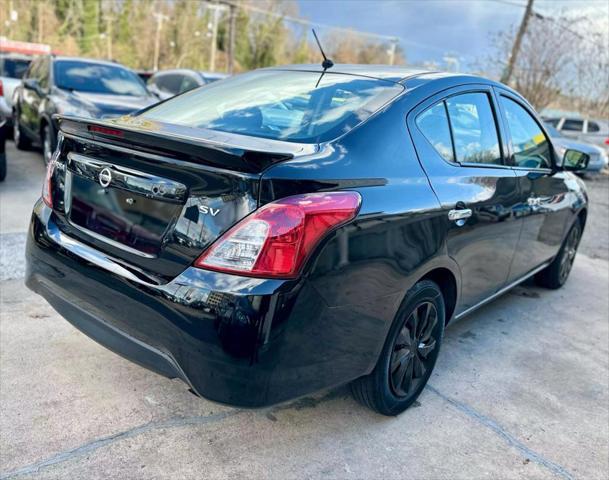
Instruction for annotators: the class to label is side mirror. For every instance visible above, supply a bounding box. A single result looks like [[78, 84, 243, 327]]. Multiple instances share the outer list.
[[561, 149, 589, 171], [23, 78, 41, 93]]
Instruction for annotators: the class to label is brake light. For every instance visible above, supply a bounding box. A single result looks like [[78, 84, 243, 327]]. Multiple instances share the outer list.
[[42, 160, 56, 208], [604, 138, 609, 146], [195, 192, 361, 278], [88, 124, 123, 136], [0, 79, 3, 97]]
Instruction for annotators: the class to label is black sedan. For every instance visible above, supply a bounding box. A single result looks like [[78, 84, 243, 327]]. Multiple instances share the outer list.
[[12, 56, 157, 163], [25, 65, 589, 415]]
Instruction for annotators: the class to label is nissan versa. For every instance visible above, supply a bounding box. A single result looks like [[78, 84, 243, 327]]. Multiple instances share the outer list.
[[25, 65, 589, 416]]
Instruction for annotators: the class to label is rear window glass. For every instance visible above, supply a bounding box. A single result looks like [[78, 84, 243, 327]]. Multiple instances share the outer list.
[[140, 70, 403, 143], [1, 58, 31, 78]]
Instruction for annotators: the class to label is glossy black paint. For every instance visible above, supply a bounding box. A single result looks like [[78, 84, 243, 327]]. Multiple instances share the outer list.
[[25, 66, 588, 408]]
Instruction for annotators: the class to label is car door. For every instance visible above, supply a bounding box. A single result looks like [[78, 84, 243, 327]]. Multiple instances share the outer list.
[[495, 91, 572, 279], [408, 85, 522, 312], [19, 57, 42, 133]]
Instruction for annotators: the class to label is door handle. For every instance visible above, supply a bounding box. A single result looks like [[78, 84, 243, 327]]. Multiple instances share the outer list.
[[448, 208, 472, 222]]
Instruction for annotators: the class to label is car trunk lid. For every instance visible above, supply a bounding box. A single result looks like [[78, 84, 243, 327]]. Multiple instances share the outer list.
[[51, 116, 316, 281]]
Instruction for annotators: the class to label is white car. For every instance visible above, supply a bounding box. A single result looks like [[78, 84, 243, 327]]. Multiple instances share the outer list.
[[544, 122, 608, 173], [544, 115, 609, 153], [0, 54, 31, 126]]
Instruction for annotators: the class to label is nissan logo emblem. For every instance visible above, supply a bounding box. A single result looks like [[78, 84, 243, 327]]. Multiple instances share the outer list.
[[98, 168, 112, 188]]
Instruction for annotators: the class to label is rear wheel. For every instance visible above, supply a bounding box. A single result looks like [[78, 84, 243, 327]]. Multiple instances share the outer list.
[[13, 112, 31, 150], [350, 280, 445, 416], [535, 220, 582, 289]]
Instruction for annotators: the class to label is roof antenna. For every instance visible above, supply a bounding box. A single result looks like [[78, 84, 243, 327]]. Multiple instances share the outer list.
[[312, 29, 333, 88]]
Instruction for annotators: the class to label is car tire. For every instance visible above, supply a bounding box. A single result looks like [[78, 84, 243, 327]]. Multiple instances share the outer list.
[[350, 280, 445, 416], [0, 153, 6, 182], [41, 124, 55, 165], [535, 220, 582, 289], [13, 112, 31, 150]]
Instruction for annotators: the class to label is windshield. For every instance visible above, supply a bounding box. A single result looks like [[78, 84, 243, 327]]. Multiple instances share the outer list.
[[54, 60, 148, 96], [1, 58, 31, 78], [140, 70, 403, 143]]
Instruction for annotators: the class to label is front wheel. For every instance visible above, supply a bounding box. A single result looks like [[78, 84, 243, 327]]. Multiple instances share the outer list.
[[0, 152, 6, 182], [350, 280, 445, 416], [13, 112, 31, 150], [535, 220, 582, 289]]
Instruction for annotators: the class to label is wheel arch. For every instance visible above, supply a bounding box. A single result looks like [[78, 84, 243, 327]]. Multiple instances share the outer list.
[[418, 266, 459, 324]]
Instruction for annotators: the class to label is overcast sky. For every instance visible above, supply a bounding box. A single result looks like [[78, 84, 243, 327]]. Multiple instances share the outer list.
[[296, 0, 609, 69]]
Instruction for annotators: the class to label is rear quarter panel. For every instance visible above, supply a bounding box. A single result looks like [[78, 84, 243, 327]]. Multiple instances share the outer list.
[[260, 93, 459, 377]]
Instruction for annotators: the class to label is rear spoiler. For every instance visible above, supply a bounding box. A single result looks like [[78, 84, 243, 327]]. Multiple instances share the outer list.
[[55, 115, 318, 174]]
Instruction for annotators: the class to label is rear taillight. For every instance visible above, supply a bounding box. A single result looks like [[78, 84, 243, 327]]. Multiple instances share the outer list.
[[42, 160, 56, 208], [195, 192, 361, 279], [604, 138, 609, 146], [0, 79, 3, 97]]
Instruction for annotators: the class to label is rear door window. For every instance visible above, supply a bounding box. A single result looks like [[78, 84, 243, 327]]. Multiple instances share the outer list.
[[587, 121, 600, 133], [446, 93, 502, 165], [499, 96, 552, 169]]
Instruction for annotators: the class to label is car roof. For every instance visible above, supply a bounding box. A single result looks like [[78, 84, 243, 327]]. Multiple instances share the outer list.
[[265, 64, 502, 90], [51, 55, 130, 68]]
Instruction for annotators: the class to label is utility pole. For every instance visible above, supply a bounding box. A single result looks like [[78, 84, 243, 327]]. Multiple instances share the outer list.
[[106, 13, 113, 60], [37, 0, 44, 43], [387, 38, 399, 65], [152, 12, 168, 71], [501, 0, 535, 85], [227, 3, 237, 74]]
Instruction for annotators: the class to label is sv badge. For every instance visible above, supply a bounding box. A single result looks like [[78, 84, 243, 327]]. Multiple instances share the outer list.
[[198, 205, 220, 217]]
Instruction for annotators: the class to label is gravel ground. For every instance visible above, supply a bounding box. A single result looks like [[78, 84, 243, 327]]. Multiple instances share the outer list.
[[1, 142, 608, 479]]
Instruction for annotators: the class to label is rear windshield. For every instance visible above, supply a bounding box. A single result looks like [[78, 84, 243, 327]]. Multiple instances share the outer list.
[[140, 70, 403, 143], [54, 60, 148, 96], [1, 58, 31, 78]]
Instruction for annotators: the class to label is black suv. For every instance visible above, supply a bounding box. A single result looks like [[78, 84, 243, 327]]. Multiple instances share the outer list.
[[12, 55, 157, 163], [26, 65, 590, 415]]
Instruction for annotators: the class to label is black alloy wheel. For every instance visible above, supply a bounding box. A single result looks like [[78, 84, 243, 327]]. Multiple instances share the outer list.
[[389, 301, 438, 398], [351, 280, 445, 416], [535, 220, 582, 289]]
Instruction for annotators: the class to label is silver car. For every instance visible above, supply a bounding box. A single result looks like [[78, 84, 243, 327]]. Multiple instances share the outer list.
[[544, 122, 608, 173], [544, 115, 609, 153], [0, 54, 32, 126], [147, 69, 229, 100]]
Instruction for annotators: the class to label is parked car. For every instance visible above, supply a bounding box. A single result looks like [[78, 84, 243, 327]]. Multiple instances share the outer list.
[[544, 122, 608, 173], [0, 112, 6, 181], [26, 65, 590, 416], [12, 55, 157, 163], [544, 115, 609, 152], [147, 69, 228, 99], [0, 53, 31, 127]]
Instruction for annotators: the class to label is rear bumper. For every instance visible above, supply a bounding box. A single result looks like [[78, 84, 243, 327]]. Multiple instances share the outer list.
[[26, 201, 386, 407]]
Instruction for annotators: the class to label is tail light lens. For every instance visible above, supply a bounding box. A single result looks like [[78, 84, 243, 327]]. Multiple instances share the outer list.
[[42, 160, 56, 208], [0, 79, 3, 97], [195, 192, 361, 279], [604, 138, 609, 146]]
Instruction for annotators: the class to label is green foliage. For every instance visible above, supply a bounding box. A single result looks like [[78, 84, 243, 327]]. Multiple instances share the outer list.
[[80, 0, 100, 54]]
